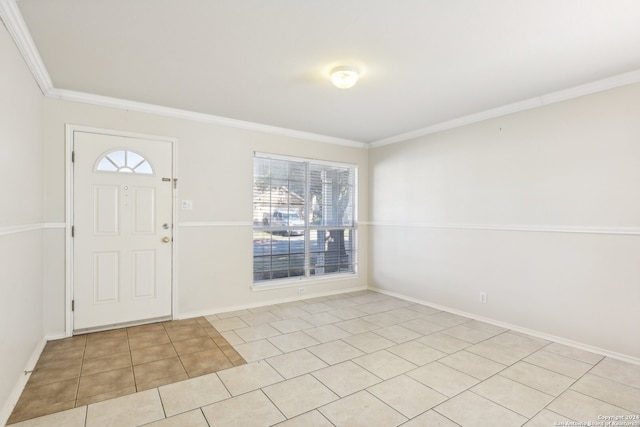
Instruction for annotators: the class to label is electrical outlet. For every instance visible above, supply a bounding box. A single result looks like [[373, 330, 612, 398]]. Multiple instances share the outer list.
[[297, 287, 306, 294], [479, 291, 488, 304]]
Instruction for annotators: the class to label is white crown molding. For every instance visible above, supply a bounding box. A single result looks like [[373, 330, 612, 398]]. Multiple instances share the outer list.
[[367, 221, 640, 236], [370, 68, 640, 148], [48, 88, 367, 149], [0, 0, 52, 94], [4, 0, 640, 150]]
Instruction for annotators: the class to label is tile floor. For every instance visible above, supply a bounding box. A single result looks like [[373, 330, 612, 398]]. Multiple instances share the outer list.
[[6, 290, 640, 427], [7, 317, 245, 425]]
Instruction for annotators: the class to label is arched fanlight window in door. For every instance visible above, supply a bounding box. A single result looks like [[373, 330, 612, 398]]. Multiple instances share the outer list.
[[95, 149, 154, 174]]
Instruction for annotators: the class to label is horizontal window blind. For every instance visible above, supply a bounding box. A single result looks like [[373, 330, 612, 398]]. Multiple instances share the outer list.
[[253, 154, 357, 283]]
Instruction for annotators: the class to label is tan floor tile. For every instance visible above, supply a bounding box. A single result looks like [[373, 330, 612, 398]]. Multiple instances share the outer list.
[[319, 390, 407, 427], [137, 373, 189, 391], [43, 335, 86, 352], [84, 337, 130, 359], [127, 330, 171, 350], [85, 388, 164, 427], [368, 375, 447, 418], [27, 361, 82, 387], [35, 346, 84, 369], [162, 318, 200, 330], [85, 328, 128, 343], [171, 336, 216, 356], [9, 378, 78, 424], [5, 406, 86, 427], [263, 374, 338, 418], [180, 348, 233, 377], [201, 390, 286, 427], [131, 342, 177, 365], [7, 400, 77, 425], [81, 351, 131, 376], [434, 391, 527, 427], [165, 325, 208, 342], [75, 385, 136, 406], [77, 366, 135, 399], [133, 357, 186, 386], [126, 322, 166, 337]]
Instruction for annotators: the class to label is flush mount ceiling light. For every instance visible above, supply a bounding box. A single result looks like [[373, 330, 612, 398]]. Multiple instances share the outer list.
[[330, 66, 359, 89]]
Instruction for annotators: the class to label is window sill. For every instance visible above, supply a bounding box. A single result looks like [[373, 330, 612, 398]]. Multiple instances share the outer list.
[[251, 273, 359, 292]]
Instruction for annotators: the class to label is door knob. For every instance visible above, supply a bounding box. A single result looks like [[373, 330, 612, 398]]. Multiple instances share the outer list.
[[162, 236, 171, 243]]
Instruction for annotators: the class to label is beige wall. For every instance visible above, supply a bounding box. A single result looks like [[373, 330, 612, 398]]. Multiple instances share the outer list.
[[369, 83, 640, 359], [0, 23, 45, 420], [42, 98, 369, 332]]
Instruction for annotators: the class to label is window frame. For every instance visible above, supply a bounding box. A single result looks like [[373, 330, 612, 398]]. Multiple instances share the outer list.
[[252, 152, 358, 288]]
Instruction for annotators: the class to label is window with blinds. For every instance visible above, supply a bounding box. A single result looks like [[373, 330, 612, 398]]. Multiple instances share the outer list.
[[253, 153, 357, 284]]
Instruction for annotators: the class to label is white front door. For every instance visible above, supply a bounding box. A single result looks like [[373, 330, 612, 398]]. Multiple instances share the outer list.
[[73, 131, 173, 332]]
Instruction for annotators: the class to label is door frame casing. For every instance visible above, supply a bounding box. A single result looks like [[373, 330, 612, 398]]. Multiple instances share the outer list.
[[65, 124, 178, 337]]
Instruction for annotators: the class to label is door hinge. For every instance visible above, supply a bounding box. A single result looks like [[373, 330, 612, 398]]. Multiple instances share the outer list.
[[71, 300, 75, 311], [71, 151, 75, 163], [71, 225, 75, 237]]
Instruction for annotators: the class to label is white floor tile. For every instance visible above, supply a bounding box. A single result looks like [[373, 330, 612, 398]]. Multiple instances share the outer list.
[[217, 361, 284, 396], [201, 390, 285, 427], [471, 375, 554, 418], [417, 332, 472, 354], [387, 340, 447, 366], [263, 374, 338, 418], [373, 325, 422, 343], [408, 361, 479, 397], [434, 391, 527, 427], [367, 375, 447, 418], [303, 324, 352, 343], [312, 361, 381, 397], [7, 406, 86, 427], [319, 391, 407, 427], [141, 409, 208, 427], [547, 389, 631, 423], [439, 350, 506, 380], [158, 373, 230, 417], [273, 410, 334, 427], [524, 350, 593, 378], [571, 373, 640, 413], [342, 332, 394, 353], [266, 349, 328, 379], [589, 357, 640, 389], [308, 340, 365, 365], [268, 331, 320, 353], [353, 350, 417, 379], [86, 389, 164, 427], [500, 361, 574, 396], [235, 339, 283, 362]]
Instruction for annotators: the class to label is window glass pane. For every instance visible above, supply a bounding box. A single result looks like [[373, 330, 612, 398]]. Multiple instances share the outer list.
[[96, 150, 153, 174], [107, 150, 126, 167], [97, 157, 118, 172], [253, 155, 356, 284], [127, 151, 144, 168], [134, 161, 153, 174]]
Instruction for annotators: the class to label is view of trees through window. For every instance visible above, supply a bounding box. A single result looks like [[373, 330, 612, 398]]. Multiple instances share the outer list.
[[253, 155, 357, 283]]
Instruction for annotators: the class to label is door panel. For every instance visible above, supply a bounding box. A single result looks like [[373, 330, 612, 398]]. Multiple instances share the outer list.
[[73, 131, 173, 331]]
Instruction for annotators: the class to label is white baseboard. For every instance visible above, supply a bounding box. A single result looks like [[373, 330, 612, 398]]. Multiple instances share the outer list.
[[0, 337, 48, 427], [177, 285, 368, 320], [370, 286, 640, 366]]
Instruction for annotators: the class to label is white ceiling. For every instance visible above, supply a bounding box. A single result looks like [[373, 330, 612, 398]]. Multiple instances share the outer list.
[[11, 0, 640, 144]]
